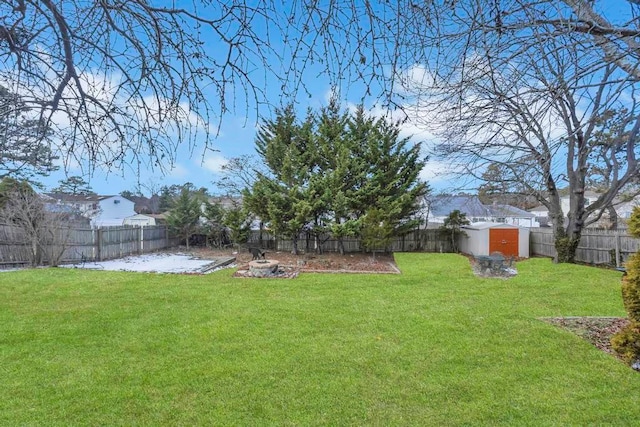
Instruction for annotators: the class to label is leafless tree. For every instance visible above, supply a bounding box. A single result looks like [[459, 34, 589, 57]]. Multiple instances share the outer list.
[[0, 186, 72, 266], [395, 1, 640, 262], [214, 154, 265, 197], [0, 1, 409, 175]]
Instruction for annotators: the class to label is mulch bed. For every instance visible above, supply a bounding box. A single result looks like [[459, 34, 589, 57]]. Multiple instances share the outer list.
[[191, 248, 400, 277], [541, 316, 632, 366]]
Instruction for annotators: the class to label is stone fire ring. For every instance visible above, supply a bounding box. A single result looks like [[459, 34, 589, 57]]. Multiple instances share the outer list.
[[248, 259, 279, 277]]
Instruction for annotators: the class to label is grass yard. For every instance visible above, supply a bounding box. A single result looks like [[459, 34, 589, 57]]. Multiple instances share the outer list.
[[1, 253, 639, 425]]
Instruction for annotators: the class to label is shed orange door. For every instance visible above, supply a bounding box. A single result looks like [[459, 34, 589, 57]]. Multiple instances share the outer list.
[[489, 229, 519, 257]]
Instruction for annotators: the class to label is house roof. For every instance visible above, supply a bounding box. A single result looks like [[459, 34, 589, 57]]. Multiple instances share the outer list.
[[490, 204, 535, 218], [44, 193, 118, 202], [429, 195, 492, 217], [529, 205, 549, 212], [428, 195, 535, 219]]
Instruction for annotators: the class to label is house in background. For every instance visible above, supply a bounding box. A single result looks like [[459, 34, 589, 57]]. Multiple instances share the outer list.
[[528, 205, 550, 227], [425, 195, 538, 228], [528, 190, 640, 229], [40, 194, 91, 227], [207, 195, 243, 210], [45, 194, 136, 227]]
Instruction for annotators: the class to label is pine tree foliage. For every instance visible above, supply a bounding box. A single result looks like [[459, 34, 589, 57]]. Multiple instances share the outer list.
[[52, 176, 95, 195], [360, 208, 394, 259], [222, 204, 253, 248], [244, 101, 429, 254], [439, 210, 470, 253], [165, 188, 202, 250]]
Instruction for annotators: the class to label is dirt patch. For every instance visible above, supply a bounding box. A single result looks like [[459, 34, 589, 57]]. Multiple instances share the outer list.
[[542, 316, 632, 366], [191, 247, 399, 274]]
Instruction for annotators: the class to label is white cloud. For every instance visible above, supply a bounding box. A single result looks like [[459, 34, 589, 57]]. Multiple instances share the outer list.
[[168, 163, 189, 179], [202, 154, 228, 174]]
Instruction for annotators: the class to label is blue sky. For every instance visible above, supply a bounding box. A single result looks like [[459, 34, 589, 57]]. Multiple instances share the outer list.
[[28, 2, 457, 197], [41, 76, 452, 196], [27, 0, 636, 197]]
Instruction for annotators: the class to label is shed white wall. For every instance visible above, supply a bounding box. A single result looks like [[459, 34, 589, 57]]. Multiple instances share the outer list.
[[458, 228, 489, 256], [517, 227, 530, 258], [458, 223, 530, 258]]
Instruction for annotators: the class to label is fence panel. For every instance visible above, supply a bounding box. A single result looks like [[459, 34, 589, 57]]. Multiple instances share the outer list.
[[98, 226, 140, 260], [0, 224, 31, 265], [0, 224, 178, 267], [530, 228, 640, 265], [142, 225, 170, 253], [248, 229, 452, 254]]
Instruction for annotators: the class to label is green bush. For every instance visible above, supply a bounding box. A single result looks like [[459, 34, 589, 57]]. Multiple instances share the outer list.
[[621, 253, 640, 322], [611, 321, 640, 365], [628, 206, 640, 238], [612, 207, 640, 366], [555, 236, 579, 263]]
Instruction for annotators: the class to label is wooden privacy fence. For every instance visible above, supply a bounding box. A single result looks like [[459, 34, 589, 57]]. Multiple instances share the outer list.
[[0, 224, 179, 266], [0, 224, 32, 265], [246, 228, 454, 254], [530, 228, 640, 266]]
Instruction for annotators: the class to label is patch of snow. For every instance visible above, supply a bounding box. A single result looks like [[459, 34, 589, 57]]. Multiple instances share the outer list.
[[61, 253, 220, 274]]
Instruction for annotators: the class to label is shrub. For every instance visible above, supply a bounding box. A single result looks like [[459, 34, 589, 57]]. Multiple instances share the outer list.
[[612, 207, 640, 366], [555, 236, 579, 263], [611, 321, 640, 365], [621, 253, 640, 322], [628, 206, 640, 238]]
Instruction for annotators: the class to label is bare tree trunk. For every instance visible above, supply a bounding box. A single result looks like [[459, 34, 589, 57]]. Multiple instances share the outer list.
[[607, 205, 619, 230], [338, 237, 345, 256]]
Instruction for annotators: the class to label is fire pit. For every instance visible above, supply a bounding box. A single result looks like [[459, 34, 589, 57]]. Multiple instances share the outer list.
[[248, 259, 280, 277]]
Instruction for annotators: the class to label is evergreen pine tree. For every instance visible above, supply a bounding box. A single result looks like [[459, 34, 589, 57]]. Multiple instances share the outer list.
[[166, 188, 202, 249], [245, 105, 316, 254]]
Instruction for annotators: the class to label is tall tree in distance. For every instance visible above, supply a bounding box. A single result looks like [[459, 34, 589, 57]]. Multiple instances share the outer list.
[[477, 163, 536, 209], [439, 210, 470, 254], [314, 98, 356, 255], [166, 187, 203, 250], [52, 176, 95, 196]]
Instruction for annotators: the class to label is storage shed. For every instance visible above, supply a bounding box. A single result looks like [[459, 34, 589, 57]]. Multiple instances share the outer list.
[[458, 222, 530, 258]]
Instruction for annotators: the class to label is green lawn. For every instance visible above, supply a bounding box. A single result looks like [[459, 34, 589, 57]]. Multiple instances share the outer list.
[[1, 253, 638, 425]]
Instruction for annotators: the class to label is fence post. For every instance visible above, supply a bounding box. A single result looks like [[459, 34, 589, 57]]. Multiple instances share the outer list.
[[139, 226, 143, 254], [97, 228, 103, 261], [615, 231, 621, 268]]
